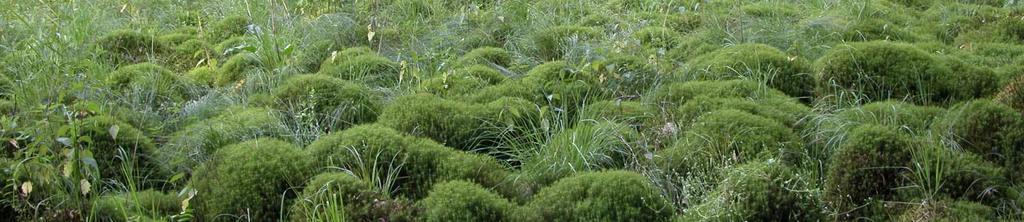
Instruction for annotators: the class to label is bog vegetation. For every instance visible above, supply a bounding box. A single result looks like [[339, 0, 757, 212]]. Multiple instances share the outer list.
[[2, 0, 1024, 221]]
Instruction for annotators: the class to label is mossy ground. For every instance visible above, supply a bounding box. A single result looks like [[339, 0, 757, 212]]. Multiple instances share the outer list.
[[5, 0, 1024, 221]]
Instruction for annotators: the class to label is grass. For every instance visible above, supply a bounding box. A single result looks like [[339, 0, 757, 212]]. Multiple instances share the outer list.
[[3, 0, 1024, 221]]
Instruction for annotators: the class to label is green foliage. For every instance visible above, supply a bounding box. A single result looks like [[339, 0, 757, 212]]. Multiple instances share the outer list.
[[521, 170, 673, 222], [580, 100, 656, 125], [191, 138, 314, 221], [379, 94, 537, 152], [318, 54, 400, 87], [836, 100, 946, 130], [212, 36, 251, 58], [90, 190, 181, 221], [306, 124, 510, 197], [681, 161, 823, 221], [521, 121, 637, 186], [815, 41, 967, 104], [78, 115, 162, 186], [633, 26, 682, 49], [659, 109, 803, 178], [289, 172, 379, 221], [105, 63, 194, 109], [824, 124, 914, 220], [418, 72, 490, 97], [997, 74, 1024, 112], [457, 47, 513, 68], [589, 54, 659, 96], [933, 99, 1024, 182], [166, 39, 214, 71], [97, 30, 167, 64], [899, 200, 996, 222], [650, 80, 792, 109], [184, 66, 218, 87], [418, 180, 514, 222], [687, 43, 815, 99], [161, 107, 288, 173], [209, 15, 251, 42], [523, 60, 607, 108], [215, 52, 262, 87], [676, 95, 810, 130], [531, 25, 601, 61], [271, 74, 381, 129]]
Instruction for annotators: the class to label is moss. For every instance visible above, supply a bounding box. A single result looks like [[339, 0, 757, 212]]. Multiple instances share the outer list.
[[531, 25, 601, 61], [836, 100, 946, 130], [650, 80, 793, 110], [0, 73, 12, 99], [209, 15, 251, 42], [687, 43, 815, 99], [521, 170, 673, 222], [815, 41, 956, 104], [215, 52, 262, 87], [938, 56, 1001, 100], [185, 66, 218, 87], [457, 47, 513, 68], [633, 26, 682, 49], [166, 39, 214, 71], [90, 190, 181, 221], [580, 100, 656, 125], [316, 46, 375, 70], [899, 200, 996, 222], [681, 161, 823, 221], [158, 33, 195, 47], [741, 2, 800, 18], [666, 32, 721, 62], [161, 107, 288, 173], [79, 115, 163, 186], [659, 109, 803, 178], [824, 124, 913, 220], [589, 54, 659, 96], [521, 121, 637, 186], [379, 94, 537, 152], [523, 60, 608, 108], [191, 138, 314, 221], [675, 95, 810, 130], [212, 36, 251, 58], [105, 63, 194, 107], [933, 99, 1024, 182], [996, 74, 1024, 112], [636, 12, 702, 33], [307, 124, 509, 197], [911, 146, 1006, 204], [318, 54, 400, 87], [97, 30, 167, 64], [418, 181, 514, 222], [455, 65, 507, 85], [271, 74, 381, 129], [418, 73, 490, 97], [289, 172, 380, 221]]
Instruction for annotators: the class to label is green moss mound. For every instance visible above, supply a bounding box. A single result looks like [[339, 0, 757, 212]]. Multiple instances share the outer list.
[[589, 54, 659, 96], [531, 25, 601, 61], [457, 47, 513, 68], [687, 43, 815, 99], [675, 95, 810, 130], [212, 36, 251, 58], [105, 63, 194, 108], [933, 99, 1024, 182], [681, 161, 823, 221], [633, 26, 682, 49], [215, 52, 262, 87], [650, 80, 792, 109], [166, 39, 214, 71], [79, 115, 163, 186], [209, 15, 251, 42], [521, 121, 637, 186], [289, 172, 380, 222], [418, 72, 490, 97], [523, 60, 607, 108], [580, 100, 656, 125], [161, 107, 288, 173], [659, 109, 803, 178], [841, 100, 946, 128], [271, 74, 381, 129], [824, 124, 913, 220], [97, 30, 167, 64], [90, 190, 181, 221], [521, 170, 673, 222], [815, 41, 962, 104], [899, 200, 996, 222], [185, 66, 218, 87], [418, 180, 513, 222], [379, 94, 537, 152], [191, 138, 313, 221], [996, 74, 1024, 112], [306, 124, 511, 197], [318, 54, 400, 87]]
